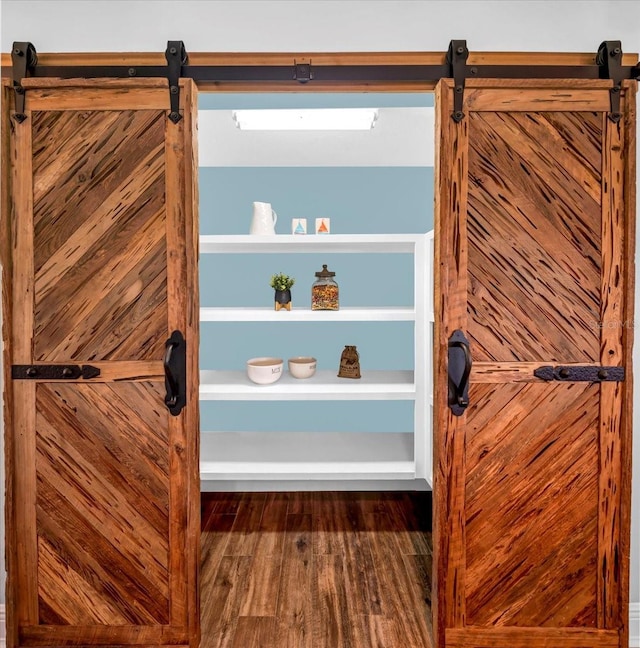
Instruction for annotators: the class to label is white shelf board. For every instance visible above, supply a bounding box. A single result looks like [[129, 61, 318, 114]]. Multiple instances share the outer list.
[[200, 369, 415, 400], [200, 306, 416, 322], [200, 233, 423, 254], [200, 431, 415, 481]]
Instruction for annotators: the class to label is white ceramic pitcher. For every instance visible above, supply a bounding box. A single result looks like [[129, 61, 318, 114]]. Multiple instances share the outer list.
[[250, 202, 278, 235]]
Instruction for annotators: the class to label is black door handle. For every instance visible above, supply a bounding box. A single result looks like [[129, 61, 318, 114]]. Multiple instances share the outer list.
[[448, 330, 472, 416], [164, 330, 186, 416]]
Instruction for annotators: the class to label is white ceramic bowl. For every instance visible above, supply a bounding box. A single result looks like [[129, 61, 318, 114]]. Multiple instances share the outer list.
[[247, 357, 284, 385], [288, 356, 317, 379]]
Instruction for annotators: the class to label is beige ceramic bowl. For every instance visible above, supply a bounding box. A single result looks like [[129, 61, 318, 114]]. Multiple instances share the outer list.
[[288, 356, 317, 379], [247, 357, 284, 385]]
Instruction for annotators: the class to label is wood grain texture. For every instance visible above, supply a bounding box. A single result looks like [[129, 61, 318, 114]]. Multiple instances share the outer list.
[[32, 108, 168, 362], [20, 626, 189, 646], [618, 79, 637, 648], [6, 78, 200, 648], [597, 113, 625, 629], [181, 78, 202, 648], [435, 79, 634, 648], [465, 88, 610, 112], [35, 382, 170, 624], [467, 109, 601, 362], [10, 103, 40, 626], [433, 78, 469, 644], [13, 382, 38, 623], [166, 89, 189, 630], [201, 491, 433, 648], [465, 382, 599, 627], [1, 80, 19, 648], [446, 627, 619, 648]]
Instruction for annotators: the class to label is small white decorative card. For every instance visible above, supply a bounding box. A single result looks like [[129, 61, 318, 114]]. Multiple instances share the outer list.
[[291, 218, 307, 235], [315, 218, 330, 234]]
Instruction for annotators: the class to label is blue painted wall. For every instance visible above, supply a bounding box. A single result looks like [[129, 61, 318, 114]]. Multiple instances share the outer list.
[[199, 93, 433, 434]]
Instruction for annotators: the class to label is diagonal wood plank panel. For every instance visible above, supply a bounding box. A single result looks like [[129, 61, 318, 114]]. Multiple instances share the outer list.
[[31, 110, 168, 362], [35, 382, 170, 625], [467, 111, 602, 362], [465, 382, 599, 627]]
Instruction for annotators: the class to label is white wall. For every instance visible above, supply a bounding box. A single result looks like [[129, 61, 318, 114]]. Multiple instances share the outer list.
[[1, 0, 639, 634]]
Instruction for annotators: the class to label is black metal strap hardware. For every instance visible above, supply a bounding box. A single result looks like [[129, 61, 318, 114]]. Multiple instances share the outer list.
[[11, 41, 37, 123], [12, 364, 101, 380], [447, 40, 469, 122], [534, 365, 624, 382], [164, 330, 186, 416], [448, 329, 472, 416], [165, 40, 188, 124], [597, 40, 625, 123], [294, 61, 313, 84]]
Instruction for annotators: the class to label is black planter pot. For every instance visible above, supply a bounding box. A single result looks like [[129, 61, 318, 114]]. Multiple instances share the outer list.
[[274, 289, 292, 311]]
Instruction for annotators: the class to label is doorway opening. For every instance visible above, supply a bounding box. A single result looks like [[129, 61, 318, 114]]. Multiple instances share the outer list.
[[197, 91, 436, 647]]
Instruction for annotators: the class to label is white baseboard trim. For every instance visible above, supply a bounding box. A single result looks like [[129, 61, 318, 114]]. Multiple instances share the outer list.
[[631, 602, 640, 648], [0, 599, 635, 646]]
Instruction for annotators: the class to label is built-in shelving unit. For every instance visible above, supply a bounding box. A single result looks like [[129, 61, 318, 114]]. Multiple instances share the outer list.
[[199, 231, 434, 486]]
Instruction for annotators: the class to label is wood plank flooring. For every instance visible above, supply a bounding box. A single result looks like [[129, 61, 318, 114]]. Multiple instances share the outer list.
[[201, 491, 433, 648]]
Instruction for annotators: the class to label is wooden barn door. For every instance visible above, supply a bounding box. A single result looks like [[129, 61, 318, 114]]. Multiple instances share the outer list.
[[433, 79, 636, 648], [2, 78, 200, 648]]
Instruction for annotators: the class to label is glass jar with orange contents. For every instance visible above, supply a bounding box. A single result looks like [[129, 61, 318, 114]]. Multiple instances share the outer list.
[[311, 264, 339, 310]]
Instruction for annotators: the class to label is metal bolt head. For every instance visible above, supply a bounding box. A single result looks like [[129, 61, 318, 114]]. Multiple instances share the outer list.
[[13, 48, 23, 56], [128, 68, 137, 77], [612, 47, 621, 56], [598, 369, 609, 380], [470, 67, 478, 75], [558, 368, 570, 379], [169, 47, 177, 55], [456, 46, 465, 55], [26, 367, 38, 377], [62, 367, 74, 378], [455, 85, 463, 93], [170, 85, 179, 95]]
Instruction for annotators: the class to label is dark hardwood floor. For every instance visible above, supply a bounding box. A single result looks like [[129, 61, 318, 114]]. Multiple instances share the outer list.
[[200, 491, 433, 648]]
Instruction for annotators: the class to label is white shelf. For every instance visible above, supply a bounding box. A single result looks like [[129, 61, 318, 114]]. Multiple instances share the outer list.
[[199, 431, 415, 481], [200, 369, 415, 400], [200, 306, 416, 322], [200, 233, 424, 254]]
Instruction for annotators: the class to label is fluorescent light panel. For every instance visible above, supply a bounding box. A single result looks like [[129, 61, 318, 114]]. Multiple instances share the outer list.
[[232, 108, 378, 131]]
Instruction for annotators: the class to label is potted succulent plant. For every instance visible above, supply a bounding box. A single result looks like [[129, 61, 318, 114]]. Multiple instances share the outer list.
[[270, 273, 295, 311]]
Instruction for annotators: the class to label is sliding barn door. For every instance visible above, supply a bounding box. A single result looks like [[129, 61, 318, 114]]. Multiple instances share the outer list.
[[434, 79, 635, 648], [2, 78, 200, 648]]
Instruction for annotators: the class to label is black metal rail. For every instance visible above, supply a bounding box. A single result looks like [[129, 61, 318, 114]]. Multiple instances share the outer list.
[[9, 39, 640, 124]]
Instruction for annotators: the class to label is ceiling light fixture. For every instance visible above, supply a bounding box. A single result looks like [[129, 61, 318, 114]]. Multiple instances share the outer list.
[[232, 108, 379, 131]]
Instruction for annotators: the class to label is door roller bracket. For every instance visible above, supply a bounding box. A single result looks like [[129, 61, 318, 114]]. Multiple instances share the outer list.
[[11, 41, 37, 123], [534, 365, 624, 382], [447, 40, 469, 122], [165, 40, 188, 124], [597, 40, 624, 123]]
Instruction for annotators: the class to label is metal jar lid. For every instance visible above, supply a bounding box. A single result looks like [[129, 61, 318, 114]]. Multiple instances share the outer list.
[[315, 264, 336, 277]]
